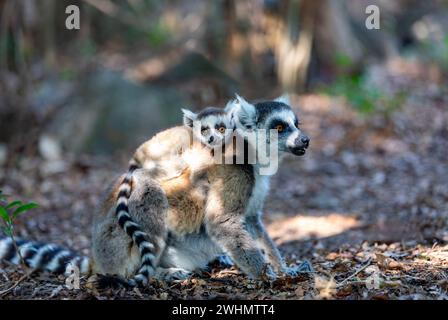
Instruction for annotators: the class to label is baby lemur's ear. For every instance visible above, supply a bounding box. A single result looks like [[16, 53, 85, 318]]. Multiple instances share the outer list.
[[234, 94, 256, 130], [224, 99, 237, 113], [274, 94, 290, 105], [182, 108, 198, 127], [224, 99, 237, 128]]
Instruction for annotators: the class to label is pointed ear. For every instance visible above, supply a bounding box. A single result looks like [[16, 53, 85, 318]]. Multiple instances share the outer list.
[[224, 99, 238, 128], [224, 99, 238, 113], [275, 94, 290, 105], [182, 108, 197, 127], [235, 94, 251, 108], [234, 94, 256, 129]]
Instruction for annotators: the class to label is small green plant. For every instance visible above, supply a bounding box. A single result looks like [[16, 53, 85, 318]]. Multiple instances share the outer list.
[[324, 73, 380, 114], [0, 190, 38, 267], [146, 22, 170, 47], [322, 54, 405, 115]]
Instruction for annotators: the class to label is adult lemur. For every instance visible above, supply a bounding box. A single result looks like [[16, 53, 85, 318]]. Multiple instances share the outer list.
[[0, 96, 310, 287]]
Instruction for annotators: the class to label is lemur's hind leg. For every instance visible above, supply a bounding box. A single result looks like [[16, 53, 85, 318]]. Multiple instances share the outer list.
[[92, 169, 169, 279]]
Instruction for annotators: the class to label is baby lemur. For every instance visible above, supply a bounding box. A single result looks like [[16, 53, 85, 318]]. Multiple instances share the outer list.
[[108, 106, 234, 286], [0, 96, 311, 287], [0, 106, 233, 286]]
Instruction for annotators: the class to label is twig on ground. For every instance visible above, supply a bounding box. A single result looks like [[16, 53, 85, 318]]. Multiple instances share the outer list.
[[337, 258, 372, 288], [0, 269, 35, 296]]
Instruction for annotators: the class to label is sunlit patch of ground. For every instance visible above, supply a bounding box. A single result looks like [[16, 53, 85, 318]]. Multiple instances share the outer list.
[[411, 244, 448, 268], [267, 213, 360, 245]]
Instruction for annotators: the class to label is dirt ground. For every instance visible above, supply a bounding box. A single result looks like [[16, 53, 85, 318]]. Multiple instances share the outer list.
[[1, 58, 447, 300]]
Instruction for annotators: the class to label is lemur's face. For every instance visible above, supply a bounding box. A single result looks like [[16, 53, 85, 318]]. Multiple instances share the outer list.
[[229, 95, 310, 156], [196, 114, 233, 147], [258, 104, 309, 156], [182, 107, 234, 148]]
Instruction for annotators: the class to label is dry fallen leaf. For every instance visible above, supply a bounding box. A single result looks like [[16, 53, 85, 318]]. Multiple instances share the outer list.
[[387, 260, 403, 270], [314, 276, 337, 299]]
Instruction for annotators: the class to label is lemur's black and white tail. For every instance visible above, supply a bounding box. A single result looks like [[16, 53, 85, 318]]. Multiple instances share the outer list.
[[0, 237, 90, 276], [114, 161, 159, 287]]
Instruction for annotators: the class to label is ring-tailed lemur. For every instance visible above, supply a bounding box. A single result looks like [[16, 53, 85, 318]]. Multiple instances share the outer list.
[[109, 106, 234, 286], [0, 95, 311, 286], [0, 106, 235, 287], [91, 95, 311, 284]]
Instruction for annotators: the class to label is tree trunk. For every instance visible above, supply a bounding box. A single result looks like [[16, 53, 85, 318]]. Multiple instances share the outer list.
[[265, 0, 320, 93]]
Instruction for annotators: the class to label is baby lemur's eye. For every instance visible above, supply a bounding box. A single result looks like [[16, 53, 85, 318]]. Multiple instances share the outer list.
[[275, 124, 284, 132], [215, 123, 226, 133]]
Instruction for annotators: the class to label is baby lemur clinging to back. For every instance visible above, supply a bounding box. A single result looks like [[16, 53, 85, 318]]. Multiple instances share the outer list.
[[107, 106, 235, 286]]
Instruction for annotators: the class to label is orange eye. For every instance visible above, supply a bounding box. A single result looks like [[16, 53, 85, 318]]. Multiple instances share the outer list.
[[218, 126, 226, 133], [275, 125, 284, 132]]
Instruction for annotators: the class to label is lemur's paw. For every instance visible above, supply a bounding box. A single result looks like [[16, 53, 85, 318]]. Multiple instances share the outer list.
[[156, 267, 192, 282], [282, 261, 314, 277], [260, 264, 278, 282]]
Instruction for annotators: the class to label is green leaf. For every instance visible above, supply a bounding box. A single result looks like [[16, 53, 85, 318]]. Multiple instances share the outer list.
[[6, 200, 22, 209], [334, 53, 353, 69], [13, 203, 38, 218], [1, 226, 12, 236], [146, 23, 169, 47], [0, 206, 10, 223]]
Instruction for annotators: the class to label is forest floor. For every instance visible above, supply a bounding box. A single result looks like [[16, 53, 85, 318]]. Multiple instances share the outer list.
[[1, 58, 448, 300]]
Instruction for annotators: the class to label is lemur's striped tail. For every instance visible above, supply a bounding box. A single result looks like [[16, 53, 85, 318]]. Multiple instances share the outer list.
[[0, 237, 90, 276], [114, 162, 159, 287]]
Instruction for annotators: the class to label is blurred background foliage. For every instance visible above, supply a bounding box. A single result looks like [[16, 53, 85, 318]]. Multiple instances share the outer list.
[[0, 0, 447, 156]]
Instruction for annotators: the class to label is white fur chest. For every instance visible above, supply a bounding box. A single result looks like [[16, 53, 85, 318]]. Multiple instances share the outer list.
[[245, 172, 270, 217]]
